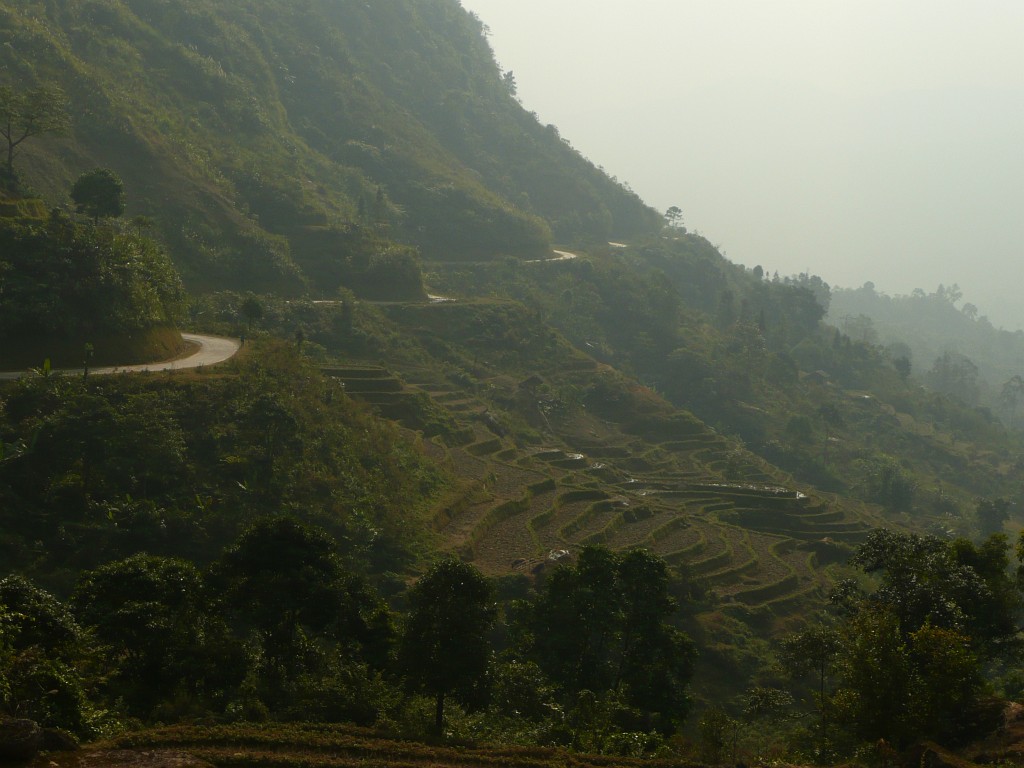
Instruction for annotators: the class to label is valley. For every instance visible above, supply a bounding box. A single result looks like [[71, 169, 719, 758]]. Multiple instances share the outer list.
[[2, 0, 1023, 765]]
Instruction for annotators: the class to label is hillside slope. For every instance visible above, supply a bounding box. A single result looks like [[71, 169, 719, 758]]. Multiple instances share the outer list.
[[830, 283, 1024, 421], [0, 0, 661, 294]]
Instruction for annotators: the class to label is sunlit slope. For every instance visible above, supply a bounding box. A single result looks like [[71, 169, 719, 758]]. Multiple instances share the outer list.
[[307, 239, 1023, 627], [318, 298, 887, 629], [0, 0, 660, 292]]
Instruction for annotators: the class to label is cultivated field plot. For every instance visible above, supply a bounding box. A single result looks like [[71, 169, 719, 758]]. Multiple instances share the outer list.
[[329, 307, 881, 621], [50, 723, 689, 768]]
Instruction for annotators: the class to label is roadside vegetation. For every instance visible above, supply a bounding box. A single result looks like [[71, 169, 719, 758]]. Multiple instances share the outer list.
[[4, 1, 1024, 767]]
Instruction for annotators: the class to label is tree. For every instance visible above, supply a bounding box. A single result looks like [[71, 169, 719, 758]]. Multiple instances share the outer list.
[[833, 606, 915, 746], [240, 295, 264, 331], [893, 355, 912, 380], [907, 624, 982, 740], [398, 558, 496, 733], [214, 516, 391, 711], [976, 497, 1011, 537], [73, 554, 244, 716], [948, 534, 1021, 660], [214, 516, 351, 639], [859, 454, 916, 512], [22, 386, 187, 509], [843, 313, 877, 345], [0, 85, 69, 180], [71, 168, 125, 224], [698, 705, 739, 764], [928, 351, 979, 406], [518, 546, 695, 732], [833, 605, 987, 748], [0, 576, 90, 732], [781, 624, 841, 741], [844, 529, 1019, 660], [999, 375, 1024, 427], [934, 283, 963, 305], [611, 549, 696, 728], [501, 69, 518, 96], [743, 687, 794, 759], [664, 206, 683, 229], [239, 392, 300, 479]]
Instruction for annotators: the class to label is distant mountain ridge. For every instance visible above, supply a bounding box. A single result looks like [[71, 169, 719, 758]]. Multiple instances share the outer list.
[[830, 283, 1024, 420], [0, 0, 661, 294]]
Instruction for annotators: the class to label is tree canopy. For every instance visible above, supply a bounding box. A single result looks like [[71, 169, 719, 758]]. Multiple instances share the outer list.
[[399, 558, 496, 733], [517, 546, 696, 733], [71, 168, 125, 223], [0, 85, 69, 181]]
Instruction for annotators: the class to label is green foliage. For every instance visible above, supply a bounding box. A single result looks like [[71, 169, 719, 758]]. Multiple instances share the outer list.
[[821, 529, 1018, 749], [0, 576, 90, 733], [73, 554, 243, 718], [0, 342, 445, 575], [0, 575, 83, 658], [0, 83, 69, 181], [831, 605, 916, 746], [856, 454, 916, 512], [976, 496, 1011, 536], [906, 623, 982, 740], [780, 624, 841, 741], [3, 2, 1024, 751], [698, 705, 737, 764], [830, 283, 1024, 424], [928, 351, 981, 407], [0, 212, 185, 339], [516, 546, 695, 734], [845, 529, 1019, 658], [832, 607, 987, 748], [71, 168, 125, 223], [214, 516, 389, 654], [0, 0, 662, 292], [399, 557, 496, 733]]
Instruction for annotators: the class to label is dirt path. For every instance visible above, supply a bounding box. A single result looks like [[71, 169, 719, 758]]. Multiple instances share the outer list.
[[0, 333, 241, 380]]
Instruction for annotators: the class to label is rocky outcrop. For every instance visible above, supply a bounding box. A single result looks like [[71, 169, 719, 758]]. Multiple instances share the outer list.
[[0, 717, 43, 762], [41, 728, 79, 753], [909, 741, 981, 768]]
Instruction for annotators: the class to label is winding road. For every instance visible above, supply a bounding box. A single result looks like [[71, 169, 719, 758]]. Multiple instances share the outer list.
[[524, 249, 578, 264], [0, 333, 241, 381]]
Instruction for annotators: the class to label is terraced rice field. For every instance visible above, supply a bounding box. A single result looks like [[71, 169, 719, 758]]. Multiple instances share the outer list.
[[50, 724, 687, 768], [323, 330, 880, 622]]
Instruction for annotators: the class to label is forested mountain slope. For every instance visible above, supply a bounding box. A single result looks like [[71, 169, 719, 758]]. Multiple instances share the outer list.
[[0, 0, 660, 293], [5, 0, 1024, 761], [830, 283, 1024, 422]]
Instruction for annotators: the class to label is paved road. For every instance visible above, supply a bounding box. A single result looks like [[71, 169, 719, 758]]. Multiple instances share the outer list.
[[524, 249, 578, 264], [0, 333, 241, 380]]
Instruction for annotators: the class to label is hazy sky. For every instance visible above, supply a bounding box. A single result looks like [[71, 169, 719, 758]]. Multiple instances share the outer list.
[[459, 1, 1024, 329]]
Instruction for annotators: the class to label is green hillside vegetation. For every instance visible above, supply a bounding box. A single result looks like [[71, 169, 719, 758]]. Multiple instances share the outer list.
[[0, 0, 660, 299], [830, 282, 1024, 425], [0, 343, 441, 579], [0, 198, 186, 367], [423, 238, 1023, 534], [2, 332, 1022, 760], [4, 1, 1024, 766]]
